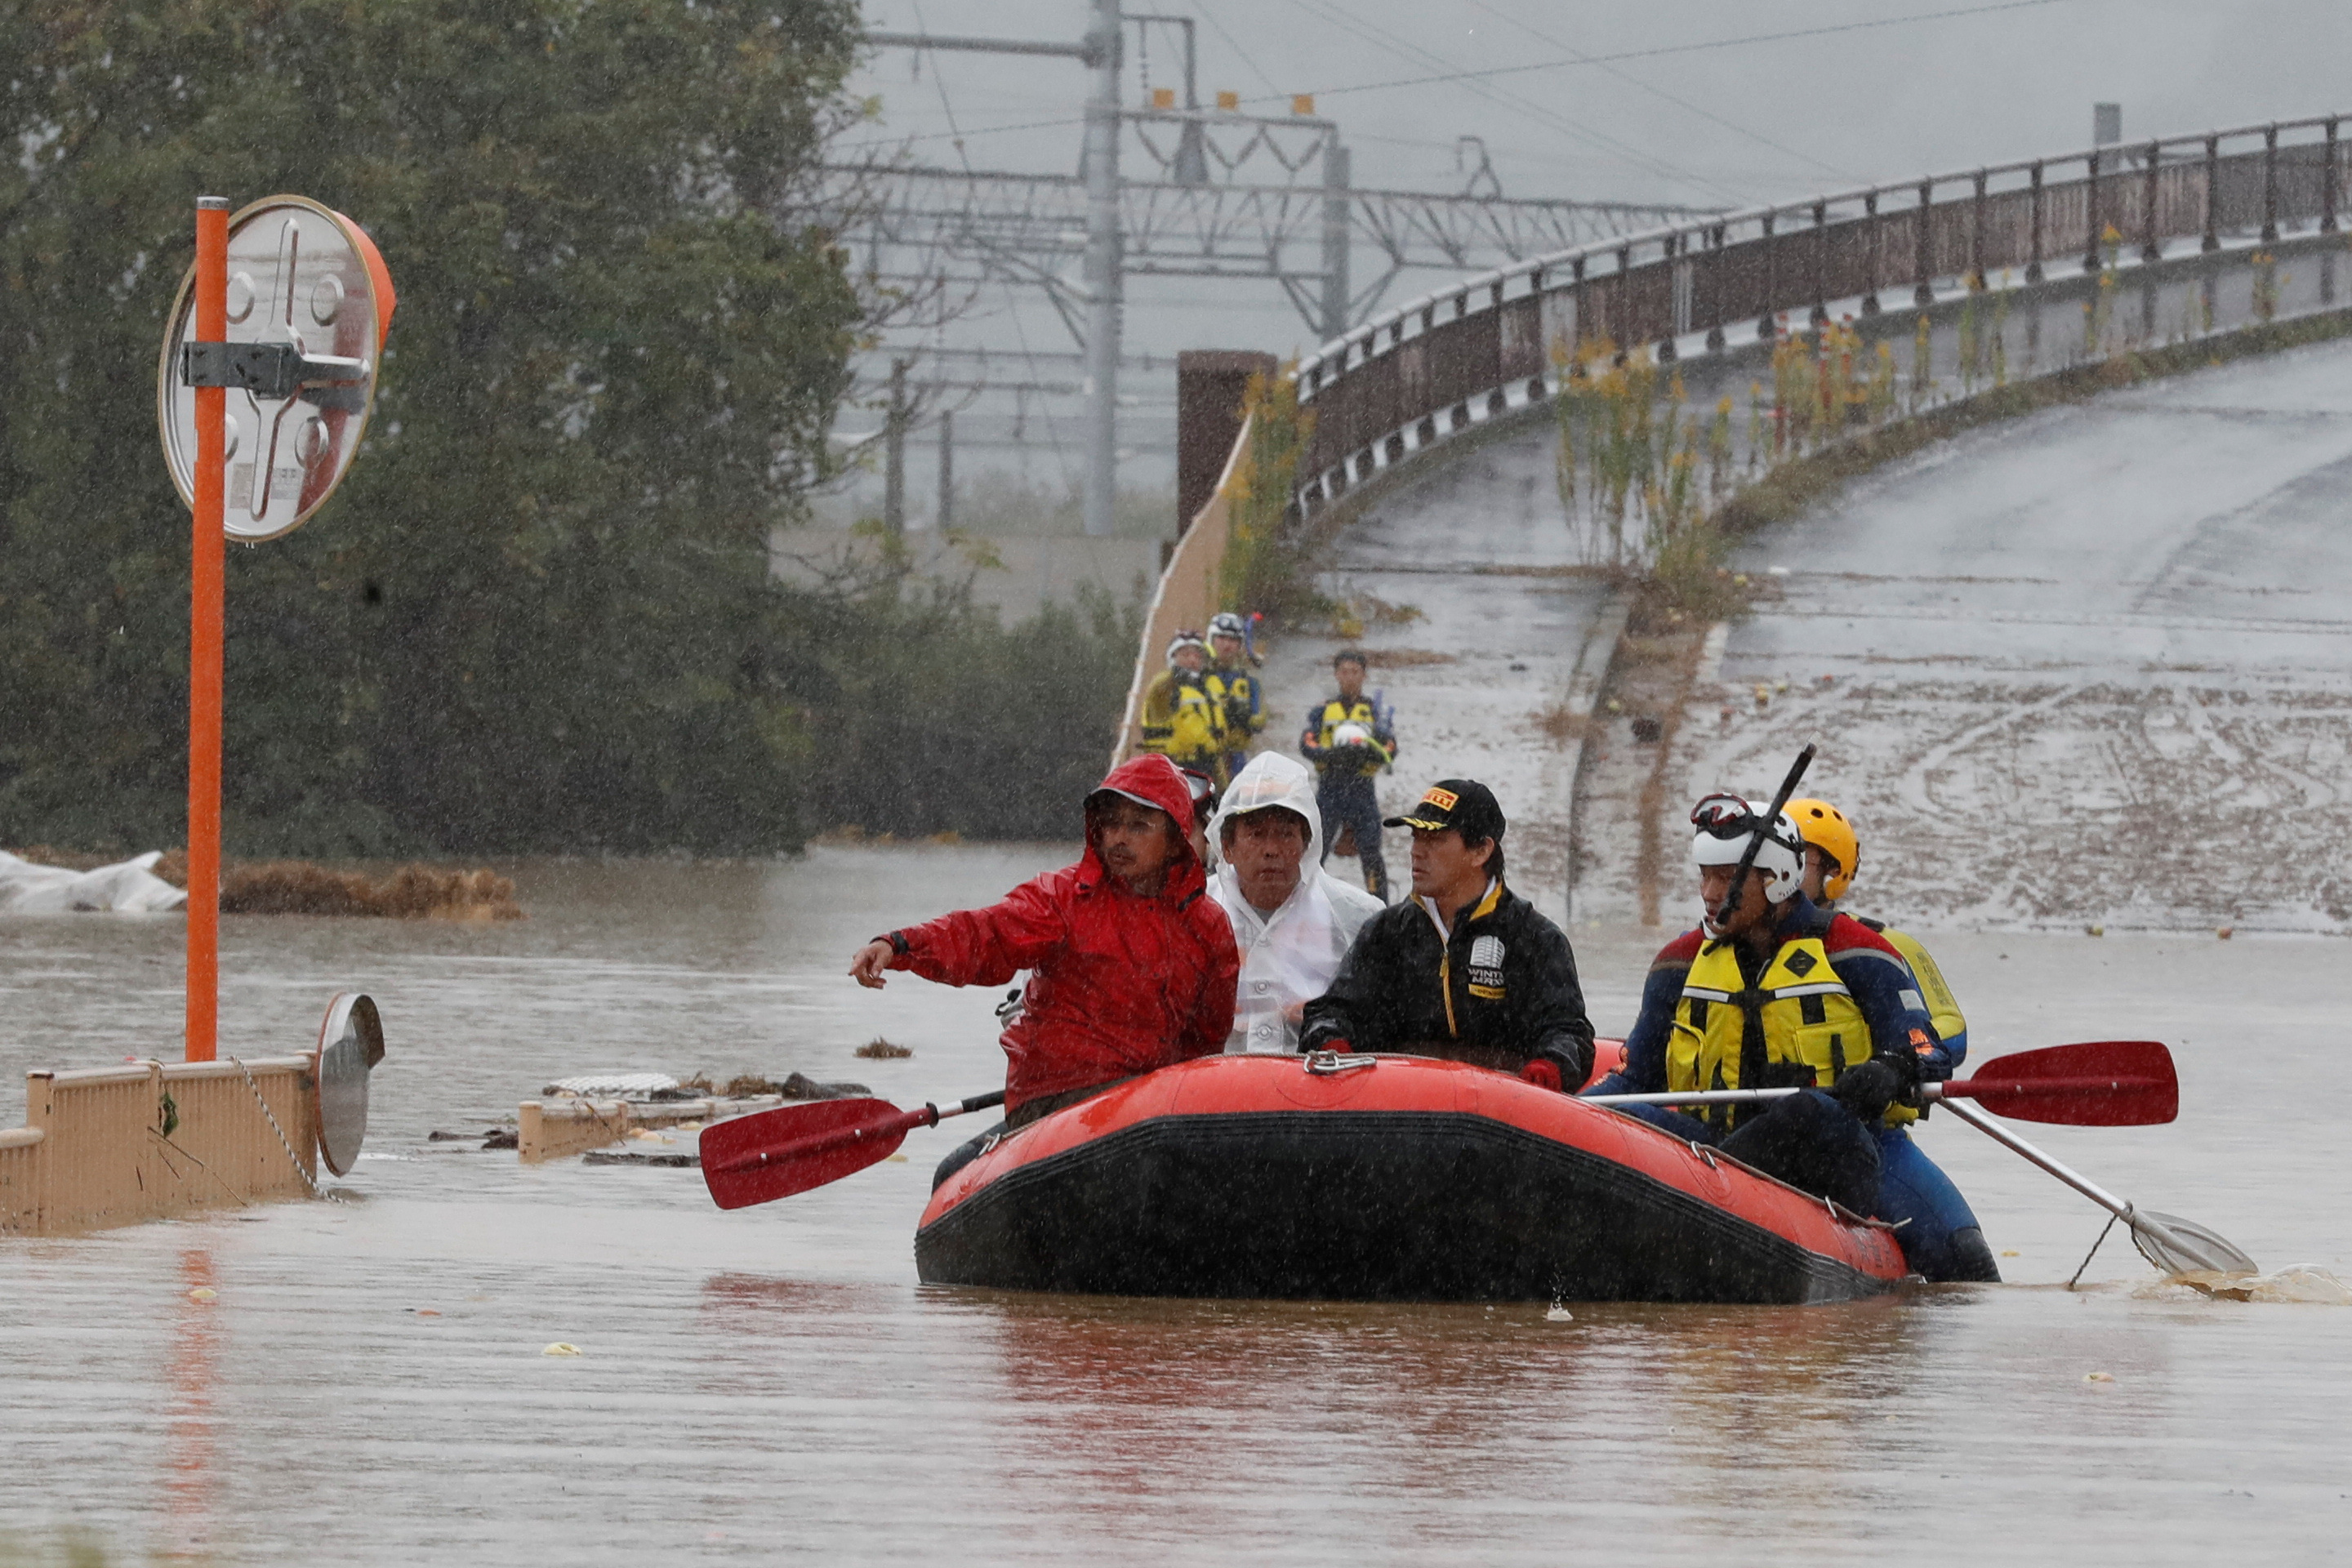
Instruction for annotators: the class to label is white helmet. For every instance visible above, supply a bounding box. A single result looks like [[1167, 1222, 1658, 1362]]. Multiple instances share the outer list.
[[1331, 721, 1374, 749], [1690, 792, 1806, 905], [1208, 612, 1247, 640]]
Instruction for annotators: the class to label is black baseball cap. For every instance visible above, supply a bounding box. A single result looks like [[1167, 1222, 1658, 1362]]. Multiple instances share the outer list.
[[1385, 778, 1505, 841]]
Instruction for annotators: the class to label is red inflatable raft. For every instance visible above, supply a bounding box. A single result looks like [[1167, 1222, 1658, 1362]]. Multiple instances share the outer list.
[[915, 1052, 1907, 1304]]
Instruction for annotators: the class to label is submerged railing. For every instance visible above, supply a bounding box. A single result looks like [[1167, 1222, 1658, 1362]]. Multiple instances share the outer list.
[[1292, 114, 2352, 510]]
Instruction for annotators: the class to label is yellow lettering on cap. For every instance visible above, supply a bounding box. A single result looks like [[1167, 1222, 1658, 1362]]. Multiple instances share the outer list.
[[1423, 786, 1459, 811]]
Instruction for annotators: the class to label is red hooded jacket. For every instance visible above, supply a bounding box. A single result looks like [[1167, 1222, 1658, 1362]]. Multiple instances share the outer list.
[[885, 754, 1239, 1113]]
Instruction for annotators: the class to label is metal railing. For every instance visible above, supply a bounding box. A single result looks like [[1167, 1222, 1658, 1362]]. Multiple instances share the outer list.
[[1292, 114, 2352, 510]]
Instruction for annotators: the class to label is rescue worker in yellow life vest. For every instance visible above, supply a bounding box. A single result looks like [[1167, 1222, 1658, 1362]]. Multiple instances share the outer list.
[[1784, 797, 1999, 1282], [1205, 612, 1265, 782], [1298, 649, 1396, 902], [1585, 794, 1938, 1223], [1139, 630, 1228, 781]]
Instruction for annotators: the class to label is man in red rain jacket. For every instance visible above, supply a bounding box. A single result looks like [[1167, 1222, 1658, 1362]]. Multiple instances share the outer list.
[[849, 753, 1239, 1181]]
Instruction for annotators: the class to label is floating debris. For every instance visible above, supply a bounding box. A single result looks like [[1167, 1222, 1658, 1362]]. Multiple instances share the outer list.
[[187, 1286, 217, 1303], [856, 1039, 914, 1060], [2083, 1371, 2114, 1383], [1545, 1304, 1575, 1322], [2171, 1266, 2352, 1304], [583, 1151, 700, 1169], [542, 1343, 582, 1356], [544, 1071, 679, 1098]]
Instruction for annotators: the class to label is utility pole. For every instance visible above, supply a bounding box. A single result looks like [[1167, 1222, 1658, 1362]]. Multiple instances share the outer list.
[[936, 410, 954, 531], [1079, 0, 1125, 539], [884, 357, 909, 534]]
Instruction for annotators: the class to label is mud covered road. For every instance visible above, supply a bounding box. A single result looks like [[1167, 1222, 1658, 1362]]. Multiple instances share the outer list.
[[1575, 337, 2352, 933]]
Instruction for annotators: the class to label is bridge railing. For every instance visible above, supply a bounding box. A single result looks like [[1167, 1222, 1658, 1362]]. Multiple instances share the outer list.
[[1292, 114, 2352, 510]]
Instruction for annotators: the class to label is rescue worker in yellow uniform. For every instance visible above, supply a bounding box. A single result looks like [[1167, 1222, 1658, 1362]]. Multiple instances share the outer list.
[[1298, 649, 1396, 902], [1584, 794, 1938, 1223], [1138, 630, 1228, 782], [1784, 797, 1998, 1281], [1205, 612, 1265, 782]]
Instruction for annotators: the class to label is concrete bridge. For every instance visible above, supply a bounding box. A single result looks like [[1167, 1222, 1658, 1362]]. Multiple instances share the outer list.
[[1128, 111, 2352, 934]]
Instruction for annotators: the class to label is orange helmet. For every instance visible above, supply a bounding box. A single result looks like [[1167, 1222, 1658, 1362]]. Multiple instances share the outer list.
[[1785, 798, 1859, 901]]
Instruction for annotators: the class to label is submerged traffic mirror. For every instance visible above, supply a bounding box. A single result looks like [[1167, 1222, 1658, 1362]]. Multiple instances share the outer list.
[[315, 991, 385, 1178]]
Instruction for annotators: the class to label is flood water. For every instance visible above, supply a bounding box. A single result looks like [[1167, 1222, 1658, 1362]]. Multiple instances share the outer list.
[[3, 845, 2348, 1563]]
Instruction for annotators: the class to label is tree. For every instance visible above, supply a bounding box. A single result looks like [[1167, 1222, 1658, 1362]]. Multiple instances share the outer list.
[[0, 0, 866, 854]]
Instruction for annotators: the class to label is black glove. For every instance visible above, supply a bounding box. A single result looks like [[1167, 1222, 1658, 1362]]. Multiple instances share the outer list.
[[1828, 1058, 1904, 1124]]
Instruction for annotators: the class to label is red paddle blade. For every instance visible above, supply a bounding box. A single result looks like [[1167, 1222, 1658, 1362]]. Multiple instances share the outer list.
[[1944, 1040, 2178, 1127], [699, 1098, 920, 1210]]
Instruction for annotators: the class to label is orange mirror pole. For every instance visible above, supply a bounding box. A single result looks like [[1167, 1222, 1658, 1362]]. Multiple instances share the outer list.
[[186, 195, 229, 1063]]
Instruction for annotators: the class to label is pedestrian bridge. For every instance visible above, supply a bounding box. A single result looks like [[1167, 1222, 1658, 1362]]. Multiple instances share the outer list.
[[1129, 111, 2352, 933]]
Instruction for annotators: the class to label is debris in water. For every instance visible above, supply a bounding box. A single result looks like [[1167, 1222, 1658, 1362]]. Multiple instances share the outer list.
[[1629, 715, 1663, 743], [782, 1072, 871, 1100], [545, 1071, 678, 1098], [482, 1129, 519, 1151], [884, 1153, 908, 1163], [542, 1343, 583, 1356], [2083, 1372, 2114, 1383], [2170, 1266, 2352, 1304], [2086, 924, 2105, 937], [154, 854, 523, 920], [2216, 926, 2234, 940], [583, 1151, 699, 1168], [187, 1286, 217, 1302], [1545, 1304, 1574, 1322], [2001, 1250, 2021, 1258], [411, 1309, 441, 1317], [856, 1038, 914, 1060]]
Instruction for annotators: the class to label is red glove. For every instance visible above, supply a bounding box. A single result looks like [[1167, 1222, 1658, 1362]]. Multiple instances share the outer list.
[[1520, 1058, 1563, 1092]]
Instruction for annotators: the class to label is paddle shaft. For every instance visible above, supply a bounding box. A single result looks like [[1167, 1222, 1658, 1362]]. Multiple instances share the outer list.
[[713, 1089, 1004, 1176], [1713, 744, 1815, 929], [1934, 1095, 2135, 1223], [1584, 1080, 2122, 1112]]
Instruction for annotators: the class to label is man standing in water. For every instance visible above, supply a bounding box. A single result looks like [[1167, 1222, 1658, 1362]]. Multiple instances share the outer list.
[[1207, 752, 1384, 1054], [1299, 649, 1396, 901], [849, 752, 1238, 1184], [1298, 780, 1593, 1089], [1585, 795, 1937, 1219]]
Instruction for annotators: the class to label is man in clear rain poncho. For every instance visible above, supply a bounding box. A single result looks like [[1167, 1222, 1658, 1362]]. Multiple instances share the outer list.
[[1205, 752, 1386, 1054]]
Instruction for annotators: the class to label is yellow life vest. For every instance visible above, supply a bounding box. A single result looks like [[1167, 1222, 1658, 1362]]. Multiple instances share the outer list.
[[1669, 933, 1917, 1129], [1143, 670, 1223, 769], [1309, 697, 1389, 777], [1869, 920, 1967, 1056], [1205, 666, 1263, 741]]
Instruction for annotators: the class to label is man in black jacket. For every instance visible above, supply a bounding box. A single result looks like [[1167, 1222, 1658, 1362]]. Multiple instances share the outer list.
[[1298, 779, 1594, 1090]]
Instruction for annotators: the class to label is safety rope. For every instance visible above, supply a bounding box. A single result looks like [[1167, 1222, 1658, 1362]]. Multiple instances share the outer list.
[[231, 1055, 340, 1203], [2068, 1209, 2122, 1290]]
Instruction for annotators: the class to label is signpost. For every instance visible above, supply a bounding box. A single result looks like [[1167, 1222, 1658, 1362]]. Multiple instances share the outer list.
[[155, 196, 394, 1062]]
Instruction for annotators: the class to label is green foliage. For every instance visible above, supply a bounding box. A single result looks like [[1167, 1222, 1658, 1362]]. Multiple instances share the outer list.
[[1218, 366, 1321, 617], [773, 582, 1140, 840], [0, 0, 878, 856]]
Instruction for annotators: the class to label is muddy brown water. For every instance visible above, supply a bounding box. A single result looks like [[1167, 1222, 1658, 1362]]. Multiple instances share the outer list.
[[3, 846, 2348, 1562]]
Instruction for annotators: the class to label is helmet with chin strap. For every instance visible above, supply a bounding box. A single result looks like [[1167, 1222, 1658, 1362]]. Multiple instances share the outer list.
[[1784, 797, 1859, 902], [1689, 792, 1806, 905]]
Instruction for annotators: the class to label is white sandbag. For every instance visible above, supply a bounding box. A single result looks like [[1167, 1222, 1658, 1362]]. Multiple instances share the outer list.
[[0, 850, 189, 914]]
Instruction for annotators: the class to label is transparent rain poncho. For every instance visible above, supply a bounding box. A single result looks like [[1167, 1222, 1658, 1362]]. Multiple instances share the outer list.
[[1206, 752, 1385, 1054]]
